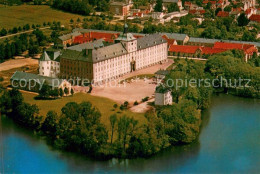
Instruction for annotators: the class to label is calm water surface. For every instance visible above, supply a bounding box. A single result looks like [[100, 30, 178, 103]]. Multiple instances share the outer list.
[[0, 94, 260, 173]]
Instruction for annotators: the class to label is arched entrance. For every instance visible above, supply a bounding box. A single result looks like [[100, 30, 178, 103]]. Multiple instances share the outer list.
[[130, 61, 136, 72]]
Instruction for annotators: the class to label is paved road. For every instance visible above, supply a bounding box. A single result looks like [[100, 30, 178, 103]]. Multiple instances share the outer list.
[[0, 27, 50, 39]]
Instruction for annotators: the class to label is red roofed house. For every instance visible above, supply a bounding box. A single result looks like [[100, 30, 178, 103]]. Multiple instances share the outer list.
[[214, 42, 258, 61], [110, 2, 130, 16], [86, 32, 120, 43], [249, 14, 260, 23], [217, 11, 229, 17], [189, 9, 206, 15]]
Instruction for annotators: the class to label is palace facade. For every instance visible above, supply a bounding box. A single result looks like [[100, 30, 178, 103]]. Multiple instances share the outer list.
[[40, 26, 168, 84]]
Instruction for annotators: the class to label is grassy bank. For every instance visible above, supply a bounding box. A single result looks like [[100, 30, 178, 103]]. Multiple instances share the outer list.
[[0, 4, 84, 29], [22, 92, 146, 128]]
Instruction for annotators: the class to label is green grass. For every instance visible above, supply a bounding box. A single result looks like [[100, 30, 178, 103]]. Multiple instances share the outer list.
[[22, 92, 146, 129], [120, 74, 155, 83], [0, 4, 85, 29]]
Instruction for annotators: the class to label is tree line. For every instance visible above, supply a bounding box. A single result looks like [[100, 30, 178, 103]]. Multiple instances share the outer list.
[[205, 51, 260, 98], [0, 21, 57, 37], [0, 29, 48, 62], [0, 86, 202, 158], [0, 21, 62, 63], [51, 0, 110, 15]]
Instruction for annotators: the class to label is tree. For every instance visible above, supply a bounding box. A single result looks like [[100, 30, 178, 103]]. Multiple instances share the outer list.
[[168, 3, 179, 12], [113, 103, 118, 110], [201, 26, 220, 39], [55, 101, 108, 154], [51, 31, 59, 40], [109, 114, 117, 144], [123, 101, 129, 108], [224, 6, 232, 12], [16, 103, 41, 128], [0, 43, 5, 62], [41, 110, 58, 137], [154, 0, 163, 12], [23, 24, 30, 31], [64, 87, 69, 96], [117, 115, 132, 152], [39, 82, 50, 98], [12, 27, 18, 34], [0, 28, 7, 36], [50, 88, 59, 99], [70, 19, 74, 23], [242, 30, 256, 41], [59, 88, 64, 97], [237, 13, 249, 26], [71, 88, 74, 95]]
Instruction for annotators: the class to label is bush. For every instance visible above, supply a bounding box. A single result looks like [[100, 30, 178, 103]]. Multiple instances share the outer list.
[[123, 101, 129, 108], [119, 104, 125, 110], [113, 103, 118, 110], [134, 101, 138, 105], [142, 96, 149, 102]]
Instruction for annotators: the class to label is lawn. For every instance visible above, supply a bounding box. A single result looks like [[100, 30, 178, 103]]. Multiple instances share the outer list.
[[0, 4, 85, 29], [22, 92, 146, 129]]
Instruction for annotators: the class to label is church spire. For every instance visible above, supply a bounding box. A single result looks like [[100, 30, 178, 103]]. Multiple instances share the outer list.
[[123, 23, 128, 34]]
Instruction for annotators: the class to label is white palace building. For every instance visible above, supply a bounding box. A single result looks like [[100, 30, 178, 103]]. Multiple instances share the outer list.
[[39, 25, 168, 84]]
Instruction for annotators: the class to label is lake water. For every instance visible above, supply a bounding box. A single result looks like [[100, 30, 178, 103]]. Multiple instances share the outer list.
[[1, 94, 260, 173]]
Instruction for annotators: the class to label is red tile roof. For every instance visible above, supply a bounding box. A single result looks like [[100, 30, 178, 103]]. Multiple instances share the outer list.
[[203, 0, 216, 4], [90, 32, 120, 43], [217, 11, 229, 17], [169, 45, 228, 55], [214, 42, 258, 55], [169, 45, 200, 54], [200, 47, 226, 54], [189, 9, 206, 14], [73, 35, 89, 44], [232, 7, 242, 12], [249, 14, 260, 23]]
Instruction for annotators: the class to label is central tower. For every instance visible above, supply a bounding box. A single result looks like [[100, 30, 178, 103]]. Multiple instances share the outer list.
[[115, 23, 137, 53]]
